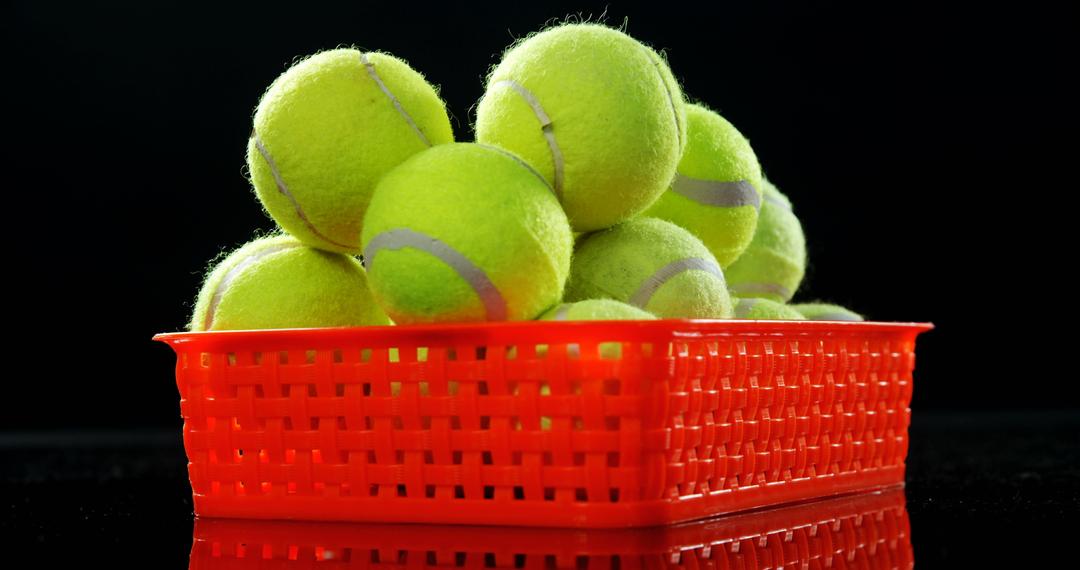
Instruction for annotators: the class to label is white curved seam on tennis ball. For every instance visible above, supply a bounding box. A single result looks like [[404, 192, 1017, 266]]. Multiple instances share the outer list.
[[629, 257, 725, 310], [764, 192, 792, 212], [475, 143, 555, 197], [729, 282, 793, 301], [205, 242, 302, 330], [363, 228, 508, 321], [672, 176, 761, 210], [491, 79, 564, 201], [734, 298, 757, 319], [251, 134, 359, 251], [646, 49, 683, 150], [553, 304, 571, 321], [360, 53, 431, 147]]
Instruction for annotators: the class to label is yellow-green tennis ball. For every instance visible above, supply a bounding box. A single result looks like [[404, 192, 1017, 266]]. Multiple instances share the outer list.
[[733, 297, 807, 320], [539, 299, 656, 321], [725, 179, 806, 302], [644, 104, 763, 268], [791, 303, 864, 321], [248, 48, 454, 254], [361, 143, 573, 324], [189, 235, 390, 331], [475, 23, 687, 232], [566, 218, 733, 318]]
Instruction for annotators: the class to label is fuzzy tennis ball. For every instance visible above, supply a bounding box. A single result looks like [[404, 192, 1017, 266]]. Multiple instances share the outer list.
[[566, 217, 733, 318], [539, 299, 656, 321], [475, 23, 687, 232], [725, 179, 806, 302], [791, 303, 864, 321], [644, 104, 763, 267], [248, 48, 454, 254], [361, 143, 573, 324], [189, 235, 390, 331], [733, 297, 806, 320]]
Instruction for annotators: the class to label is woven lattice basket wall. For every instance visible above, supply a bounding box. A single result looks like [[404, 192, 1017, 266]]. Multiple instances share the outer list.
[[156, 320, 930, 527]]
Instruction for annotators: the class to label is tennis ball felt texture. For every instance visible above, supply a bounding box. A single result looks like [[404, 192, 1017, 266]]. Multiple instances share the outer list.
[[791, 303, 864, 321], [539, 299, 656, 321], [725, 179, 806, 302], [644, 104, 763, 268], [361, 143, 573, 324], [733, 297, 806, 320], [566, 217, 734, 318], [475, 23, 687, 232], [248, 48, 454, 254], [189, 235, 389, 331]]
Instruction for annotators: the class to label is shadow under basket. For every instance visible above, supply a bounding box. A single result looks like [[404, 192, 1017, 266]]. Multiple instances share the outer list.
[[155, 319, 931, 528]]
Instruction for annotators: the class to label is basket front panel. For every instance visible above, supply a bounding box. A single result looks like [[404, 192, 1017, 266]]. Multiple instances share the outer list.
[[175, 337, 669, 523]]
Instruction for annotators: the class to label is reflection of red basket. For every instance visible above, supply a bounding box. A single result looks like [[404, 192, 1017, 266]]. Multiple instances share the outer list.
[[156, 320, 931, 528], [190, 489, 912, 568]]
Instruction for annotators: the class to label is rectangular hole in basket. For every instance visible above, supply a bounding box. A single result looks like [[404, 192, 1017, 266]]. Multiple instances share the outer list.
[[368, 484, 379, 497], [199, 353, 211, 368], [332, 349, 344, 363], [395, 450, 405, 465], [478, 381, 489, 395], [362, 383, 372, 397], [599, 342, 623, 360], [282, 417, 293, 430], [607, 452, 619, 467], [482, 451, 493, 465], [604, 379, 620, 395], [543, 487, 555, 501], [392, 416, 404, 430], [515, 554, 527, 568], [446, 348, 457, 361], [483, 485, 495, 499], [454, 485, 465, 499], [575, 488, 588, 502], [396, 484, 407, 497], [513, 486, 525, 500], [452, 450, 463, 465], [543, 452, 554, 466], [535, 344, 549, 358], [423, 450, 435, 464], [425, 485, 436, 498], [305, 350, 316, 364], [606, 416, 620, 431], [253, 385, 265, 399], [573, 417, 585, 430], [253, 351, 263, 365], [475, 347, 487, 360], [609, 489, 620, 503], [573, 452, 585, 466], [227, 353, 236, 366], [360, 348, 373, 362], [566, 343, 581, 359], [310, 417, 320, 430], [421, 416, 432, 429], [335, 384, 346, 397], [512, 451, 523, 465], [451, 416, 462, 430], [480, 416, 491, 430], [448, 381, 460, 396], [504, 345, 517, 360], [308, 384, 318, 397], [417, 347, 429, 362]]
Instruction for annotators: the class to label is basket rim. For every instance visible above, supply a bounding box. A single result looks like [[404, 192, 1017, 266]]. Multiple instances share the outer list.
[[154, 319, 933, 347]]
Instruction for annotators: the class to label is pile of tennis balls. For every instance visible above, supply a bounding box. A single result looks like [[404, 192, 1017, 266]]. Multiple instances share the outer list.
[[189, 23, 865, 332]]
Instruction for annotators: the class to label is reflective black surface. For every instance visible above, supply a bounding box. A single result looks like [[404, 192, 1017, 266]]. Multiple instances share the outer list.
[[2, 411, 1077, 566]]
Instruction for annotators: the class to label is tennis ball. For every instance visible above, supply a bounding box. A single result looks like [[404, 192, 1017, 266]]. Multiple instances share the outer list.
[[733, 297, 807, 320], [725, 179, 806, 302], [475, 23, 687, 232], [361, 143, 573, 324], [539, 299, 656, 321], [791, 303, 864, 321], [248, 48, 454, 254], [566, 218, 733, 318], [643, 104, 763, 267], [189, 235, 390, 331]]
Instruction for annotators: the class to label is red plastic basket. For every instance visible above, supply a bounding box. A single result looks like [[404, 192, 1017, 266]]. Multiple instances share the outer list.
[[190, 488, 912, 569], [155, 320, 931, 528]]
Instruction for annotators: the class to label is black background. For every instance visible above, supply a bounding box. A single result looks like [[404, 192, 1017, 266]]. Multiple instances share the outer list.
[[4, 1, 1075, 429]]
